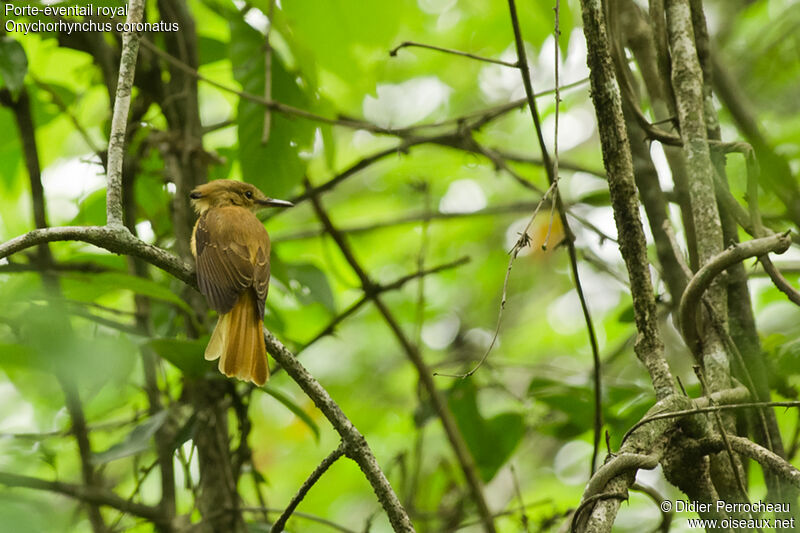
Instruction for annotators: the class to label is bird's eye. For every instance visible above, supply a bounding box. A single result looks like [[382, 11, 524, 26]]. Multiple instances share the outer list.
[[245, 190, 253, 199]]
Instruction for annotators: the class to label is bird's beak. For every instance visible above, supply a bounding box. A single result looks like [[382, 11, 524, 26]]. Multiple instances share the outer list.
[[258, 198, 294, 208]]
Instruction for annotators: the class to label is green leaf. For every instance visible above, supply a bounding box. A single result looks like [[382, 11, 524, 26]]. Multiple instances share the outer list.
[[768, 337, 800, 376], [616, 304, 635, 324], [578, 189, 612, 206], [0, 38, 28, 100], [284, 262, 336, 312], [229, 17, 312, 199], [447, 379, 524, 482], [170, 413, 198, 451], [61, 272, 194, 314], [259, 385, 320, 441], [0, 343, 38, 369], [198, 36, 228, 65], [69, 188, 106, 226], [93, 410, 170, 464], [528, 376, 595, 439], [276, 0, 405, 96], [149, 338, 210, 378], [0, 122, 21, 190]]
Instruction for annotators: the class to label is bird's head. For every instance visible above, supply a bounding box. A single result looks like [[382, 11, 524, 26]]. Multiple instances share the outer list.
[[190, 180, 293, 214]]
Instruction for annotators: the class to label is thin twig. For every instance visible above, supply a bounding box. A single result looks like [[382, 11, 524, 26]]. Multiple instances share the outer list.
[[760, 256, 800, 306], [269, 256, 471, 376], [621, 400, 800, 445], [390, 41, 518, 68], [272, 201, 544, 242], [241, 507, 359, 533], [509, 465, 530, 533], [263, 329, 415, 532], [271, 443, 346, 533], [508, 0, 604, 476], [434, 181, 557, 378], [139, 37, 392, 135]]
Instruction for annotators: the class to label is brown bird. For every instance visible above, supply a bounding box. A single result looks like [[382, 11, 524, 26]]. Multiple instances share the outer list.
[[190, 179, 292, 385]]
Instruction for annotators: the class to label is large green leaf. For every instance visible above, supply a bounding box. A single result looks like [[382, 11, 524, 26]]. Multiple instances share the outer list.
[[149, 338, 210, 378], [528, 376, 595, 439], [447, 378, 524, 482], [0, 38, 28, 100], [69, 188, 106, 226], [0, 119, 21, 190], [61, 272, 194, 314], [284, 262, 336, 313], [276, 0, 405, 96], [0, 301, 136, 403], [93, 410, 170, 464], [529, 376, 652, 446], [270, 255, 336, 312], [198, 36, 228, 65], [229, 17, 312, 199]]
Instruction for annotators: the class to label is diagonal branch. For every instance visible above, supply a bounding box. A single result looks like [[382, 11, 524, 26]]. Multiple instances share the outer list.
[[293, 256, 470, 354], [574, 0, 679, 528], [578, 0, 674, 400], [263, 330, 414, 532], [271, 443, 346, 533], [306, 185, 496, 533], [0, 472, 165, 525]]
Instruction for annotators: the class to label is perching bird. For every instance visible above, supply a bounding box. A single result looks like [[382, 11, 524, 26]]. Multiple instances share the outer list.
[[190, 179, 292, 385]]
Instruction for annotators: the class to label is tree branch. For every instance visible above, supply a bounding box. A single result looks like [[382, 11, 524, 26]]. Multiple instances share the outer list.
[[105, 0, 145, 226], [0, 472, 165, 525], [306, 185, 494, 532], [271, 443, 346, 533], [679, 233, 792, 354], [263, 330, 414, 532], [282, 256, 470, 367], [389, 41, 518, 68], [577, 0, 674, 404], [760, 256, 800, 307], [702, 435, 800, 489], [0, 226, 194, 285]]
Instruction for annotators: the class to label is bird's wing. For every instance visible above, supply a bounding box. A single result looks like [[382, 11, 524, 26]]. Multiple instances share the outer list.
[[252, 241, 269, 319], [195, 207, 270, 316]]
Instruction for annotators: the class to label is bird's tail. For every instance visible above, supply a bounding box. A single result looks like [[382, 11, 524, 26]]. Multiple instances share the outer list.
[[205, 291, 268, 386]]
